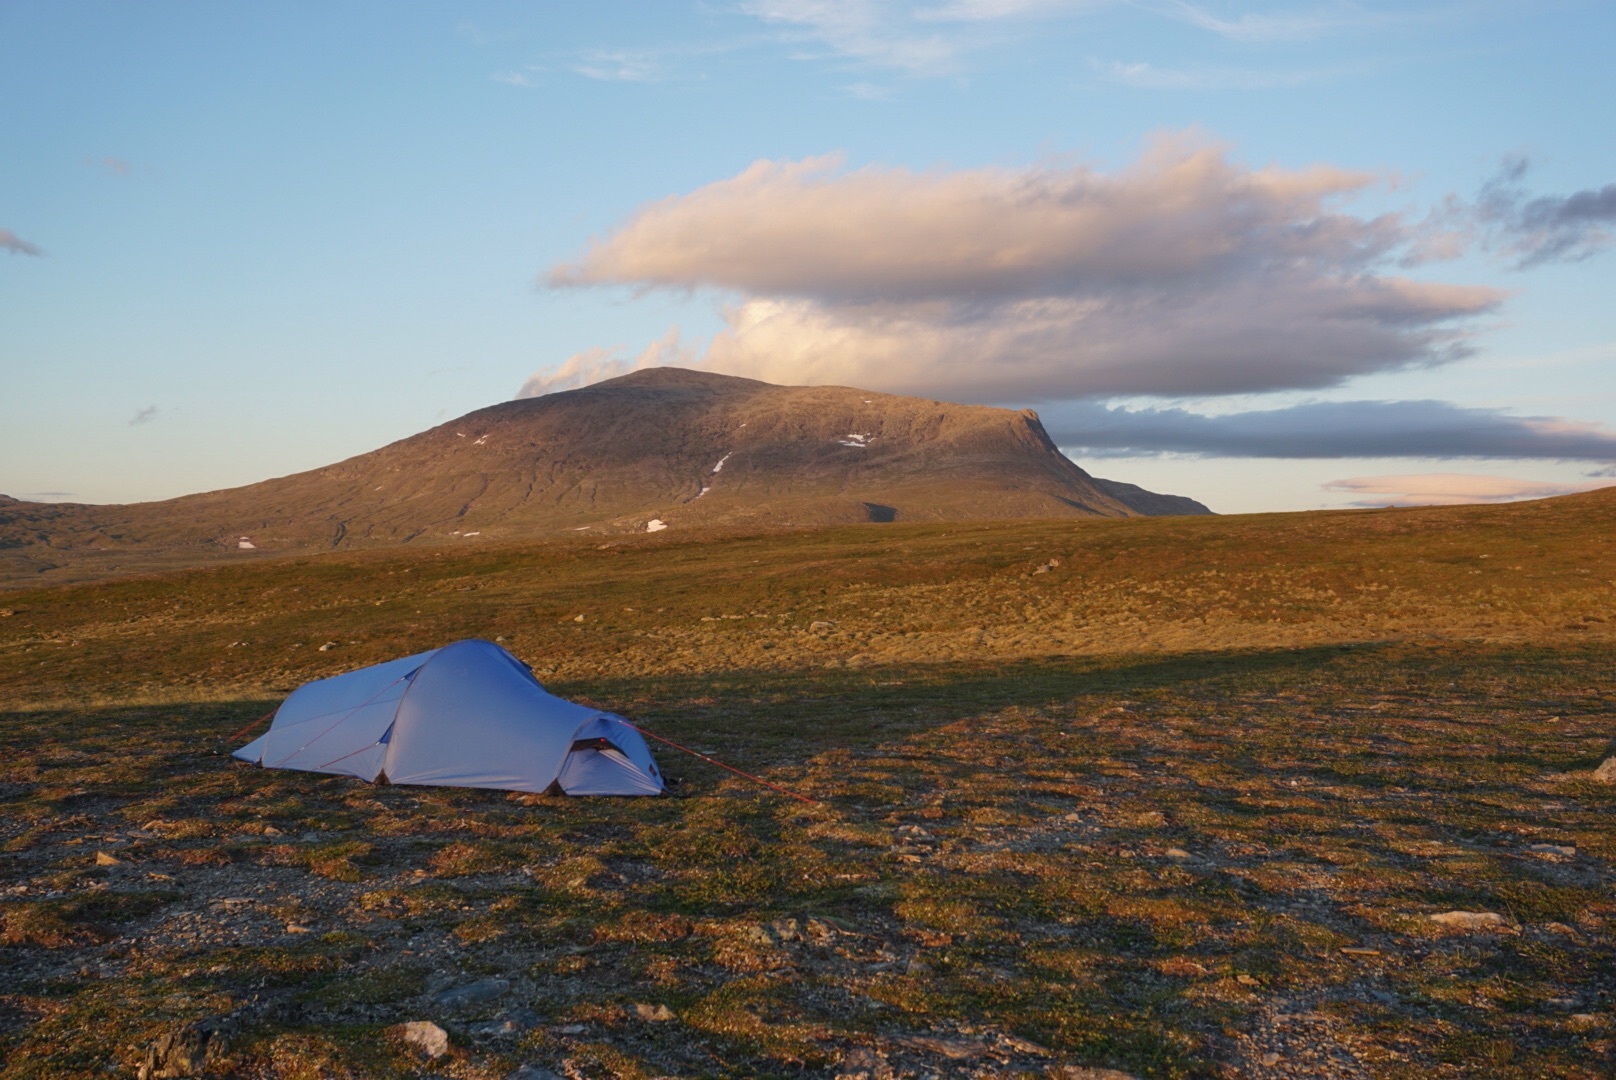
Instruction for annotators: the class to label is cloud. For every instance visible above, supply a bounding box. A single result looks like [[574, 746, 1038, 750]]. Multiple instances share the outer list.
[[1, 229, 43, 256], [517, 327, 692, 399], [549, 136, 1502, 401], [17, 492, 78, 503], [1323, 473, 1611, 508], [491, 70, 537, 88], [572, 48, 664, 82], [1043, 399, 1616, 459], [129, 405, 159, 426], [1475, 156, 1616, 267], [1093, 58, 1345, 90], [1148, 0, 1400, 42], [739, 0, 966, 74]]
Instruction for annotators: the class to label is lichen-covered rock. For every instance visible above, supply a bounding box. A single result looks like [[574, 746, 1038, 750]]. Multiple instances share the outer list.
[[398, 1020, 450, 1059]]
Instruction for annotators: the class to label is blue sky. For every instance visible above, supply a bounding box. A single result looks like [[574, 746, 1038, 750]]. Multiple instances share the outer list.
[[3, 0, 1614, 513]]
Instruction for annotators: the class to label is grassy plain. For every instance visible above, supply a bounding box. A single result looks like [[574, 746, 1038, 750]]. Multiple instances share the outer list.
[[1, 491, 1613, 1078]]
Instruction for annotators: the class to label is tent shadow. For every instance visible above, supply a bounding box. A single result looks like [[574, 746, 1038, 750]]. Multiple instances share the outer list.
[[551, 642, 1391, 770]]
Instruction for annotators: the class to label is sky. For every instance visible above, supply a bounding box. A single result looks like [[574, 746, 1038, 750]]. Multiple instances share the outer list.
[[3, 0, 1614, 514]]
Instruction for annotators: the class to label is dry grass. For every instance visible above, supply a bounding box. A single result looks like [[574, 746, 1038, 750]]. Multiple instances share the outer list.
[[1, 494, 1613, 1077]]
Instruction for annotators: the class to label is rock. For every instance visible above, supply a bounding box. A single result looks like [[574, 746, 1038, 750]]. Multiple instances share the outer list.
[[318, 641, 338, 651], [1527, 843, 1576, 858], [810, 620, 836, 631], [1593, 757, 1616, 782], [1164, 848, 1191, 860], [1429, 910, 1508, 930], [399, 1020, 450, 1059], [902, 1035, 983, 1060], [506, 1067, 565, 1080], [285, 923, 312, 934], [95, 850, 122, 866], [136, 1022, 223, 1079], [433, 977, 509, 1009], [835, 1046, 894, 1080], [805, 917, 838, 945], [1260, 1052, 1281, 1066], [633, 1002, 675, 1022]]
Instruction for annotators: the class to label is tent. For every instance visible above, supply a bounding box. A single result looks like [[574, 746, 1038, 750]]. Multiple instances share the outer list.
[[233, 639, 664, 796]]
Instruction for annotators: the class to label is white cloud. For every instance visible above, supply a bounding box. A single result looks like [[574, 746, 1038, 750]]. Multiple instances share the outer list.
[[1148, 0, 1406, 42], [1323, 472, 1611, 507], [572, 48, 665, 82], [517, 327, 693, 399], [1, 229, 43, 256], [1093, 58, 1345, 90], [740, 0, 966, 74], [548, 136, 1502, 402], [491, 70, 537, 88]]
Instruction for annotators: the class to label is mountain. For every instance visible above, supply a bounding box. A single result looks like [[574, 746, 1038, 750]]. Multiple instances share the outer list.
[[0, 368, 1209, 584]]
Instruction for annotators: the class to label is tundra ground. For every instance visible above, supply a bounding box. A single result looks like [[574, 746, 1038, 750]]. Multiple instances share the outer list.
[[2, 495, 1613, 1078]]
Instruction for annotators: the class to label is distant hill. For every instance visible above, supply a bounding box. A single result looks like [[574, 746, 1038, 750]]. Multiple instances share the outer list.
[[0, 368, 1209, 586]]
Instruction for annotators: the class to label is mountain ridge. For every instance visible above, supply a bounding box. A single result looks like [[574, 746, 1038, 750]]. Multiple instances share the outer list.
[[0, 368, 1210, 585]]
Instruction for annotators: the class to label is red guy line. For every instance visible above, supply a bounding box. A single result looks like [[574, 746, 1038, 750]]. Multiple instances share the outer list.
[[625, 722, 819, 806]]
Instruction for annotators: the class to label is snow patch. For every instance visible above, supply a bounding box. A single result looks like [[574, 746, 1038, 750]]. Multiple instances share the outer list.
[[694, 486, 711, 499], [646, 519, 668, 533], [463, 531, 480, 537], [237, 538, 256, 550], [711, 452, 733, 473], [473, 435, 488, 445], [455, 432, 465, 438], [838, 433, 871, 448]]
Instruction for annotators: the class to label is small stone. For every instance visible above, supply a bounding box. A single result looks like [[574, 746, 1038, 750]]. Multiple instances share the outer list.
[[318, 641, 338, 652], [136, 1021, 224, 1079], [1165, 848, 1191, 860], [1527, 843, 1576, 858], [634, 1002, 675, 1022], [95, 851, 122, 866], [285, 923, 312, 934], [805, 917, 838, 945], [1592, 756, 1616, 782], [1235, 973, 1260, 987], [1429, 910, 1507, 929], [1260, 1052, 1281, 1067], [399, 1020, 450, 1059], [262, 825, 282, 836], [809, 620, 835, 631], [433, 977, 510, 1009], [573, 614, 586, 622]]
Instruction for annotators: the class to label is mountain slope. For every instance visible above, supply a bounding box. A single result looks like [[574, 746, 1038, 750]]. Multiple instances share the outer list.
[[0, 368, 1209, 583]]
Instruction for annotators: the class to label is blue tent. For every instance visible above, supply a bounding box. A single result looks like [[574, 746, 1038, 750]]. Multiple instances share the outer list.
[[234, 639, 664, 796]]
